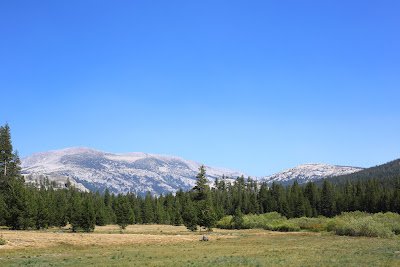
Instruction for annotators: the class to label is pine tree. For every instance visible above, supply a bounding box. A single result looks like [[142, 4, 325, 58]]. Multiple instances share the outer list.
[[182, 199, 198, 231], [80, 197, 96, 232], [304, 182, 318, 217], [142, 192, 155, 224], [35, 193, 49, 229], [69, 190, 82, 232], [54, 190, 68, 228], [320, 180, 335, 217], [191, 166, 216, 231], [0, 123, 13, 178], [115, 195, 135, 229], [0, 123, 21, 192], [231, 207, 244, 229], [4, 179, 36, 229], [94, 195, 107, 226], [192, 165, 209, 201]]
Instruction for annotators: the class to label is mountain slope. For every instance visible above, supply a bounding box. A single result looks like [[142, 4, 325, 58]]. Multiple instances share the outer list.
[[24, 173, 89, 192], [21, 147, 252, 195], [315, 158, 400, 187], [262, 163, 363, 186]]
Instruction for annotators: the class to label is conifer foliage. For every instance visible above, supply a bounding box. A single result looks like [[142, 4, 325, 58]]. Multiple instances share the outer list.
[[0, 123, 399, 233]]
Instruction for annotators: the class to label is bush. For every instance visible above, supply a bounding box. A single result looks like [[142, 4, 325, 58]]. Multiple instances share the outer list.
[[270, 222, 300, 232], [216, 216, 233, 229], [289, 217, 328, 232], [0, 235, 6, 245], [327, 213, 395, 238], [216, 211, 400, 238], [338, 217, 393, 238], [372, 212, 400, 235], [243, 212, 287, 229]]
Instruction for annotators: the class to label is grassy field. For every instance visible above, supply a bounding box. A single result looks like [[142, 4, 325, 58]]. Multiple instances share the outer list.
[[0, 225, 399, 266]]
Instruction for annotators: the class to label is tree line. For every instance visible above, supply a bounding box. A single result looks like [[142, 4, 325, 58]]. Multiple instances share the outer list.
[[1, 123, 399, 232]]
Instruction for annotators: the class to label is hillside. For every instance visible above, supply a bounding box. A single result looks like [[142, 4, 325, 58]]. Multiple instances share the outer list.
[[316, 158, 400, 186], [23, 173, 89, 192], [21, 147, 252, 195], [262, 163, 363, 186]]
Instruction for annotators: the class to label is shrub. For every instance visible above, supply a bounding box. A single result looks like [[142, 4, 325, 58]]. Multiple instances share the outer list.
[[231, 208, 245, 229], [271, 222, 300, 232], [242, 212, 287, 229], [216, 216, 233, 229], [289, 217, 328, 232], [372, 212, 400, 235], [333, 216, 393, 238], [0, 235, 6, 245]]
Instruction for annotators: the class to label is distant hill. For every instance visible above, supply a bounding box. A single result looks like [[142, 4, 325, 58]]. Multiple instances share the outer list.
[[261, 163, 363, 186], [21, 147, 253, 195], [315, 159, 400, 187]]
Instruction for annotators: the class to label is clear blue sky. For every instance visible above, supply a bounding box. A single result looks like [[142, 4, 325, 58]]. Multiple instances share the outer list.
[[1, 1, 399, 177]]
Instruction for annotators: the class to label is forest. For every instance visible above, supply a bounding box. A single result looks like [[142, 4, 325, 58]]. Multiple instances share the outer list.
[[1, 123, 400, 233]]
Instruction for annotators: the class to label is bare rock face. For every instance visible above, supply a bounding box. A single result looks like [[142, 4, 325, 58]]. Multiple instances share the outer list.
[[23, 173, 89, 192], [21, 147, 253, 195], [262, 163, 363, 186]]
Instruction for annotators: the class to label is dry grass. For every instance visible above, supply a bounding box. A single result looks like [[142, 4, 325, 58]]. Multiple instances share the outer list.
[[0, 225, 399, 266], [0, 225, 234, 250]]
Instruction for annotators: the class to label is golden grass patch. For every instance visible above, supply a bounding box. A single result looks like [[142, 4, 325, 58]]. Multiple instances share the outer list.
[[0, 225, 235, 250]]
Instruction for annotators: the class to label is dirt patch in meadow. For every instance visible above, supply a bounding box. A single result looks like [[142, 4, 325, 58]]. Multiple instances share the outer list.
[[0, 225, 236, 250]]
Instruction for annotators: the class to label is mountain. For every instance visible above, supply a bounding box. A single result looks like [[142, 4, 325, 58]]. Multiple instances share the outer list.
[[262, 163, 363, 186], [21, 147, 252, 195], [23, 173, 89, 192], [315, 158, 400, 187]]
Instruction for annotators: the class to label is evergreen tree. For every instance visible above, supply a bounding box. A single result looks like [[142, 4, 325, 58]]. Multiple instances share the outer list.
[[69, 190, 82, 232], [0, 123, 13, 178], [80, 197, 96, 232], [54, 190, 68, 228], [94, 194, 107, 226], [191, 166, 216, 231], [320, 180, 335, 217], [4, 179, 36, 229], [231, 207, 244, 229], [183, 199, 198, 231], [192, 165, 209, 201], [304, 182, 318, 217], [142, 192, 155, 224], [35, 193, 49, 229], [115, 195, 135, 229]]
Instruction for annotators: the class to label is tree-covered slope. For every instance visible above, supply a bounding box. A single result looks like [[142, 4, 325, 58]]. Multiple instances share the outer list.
[[316, 159, 400, 187]]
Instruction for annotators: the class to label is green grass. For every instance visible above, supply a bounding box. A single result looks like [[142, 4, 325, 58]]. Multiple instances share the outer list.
[[1, 229, 399, 266], [218, 211, 400, 238]]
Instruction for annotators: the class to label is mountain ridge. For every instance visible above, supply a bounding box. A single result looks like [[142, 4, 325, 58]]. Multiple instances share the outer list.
[[315, 158, 400, 187], [261, 163, 363, 186], [21, 146, 253, 195]]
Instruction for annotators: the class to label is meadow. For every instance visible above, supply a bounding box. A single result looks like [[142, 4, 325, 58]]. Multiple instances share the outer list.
[[0, 224, 399, 266]]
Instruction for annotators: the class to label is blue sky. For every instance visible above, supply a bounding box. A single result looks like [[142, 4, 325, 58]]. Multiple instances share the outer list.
[[1, 1, 399, 177]]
